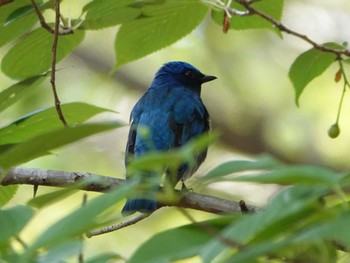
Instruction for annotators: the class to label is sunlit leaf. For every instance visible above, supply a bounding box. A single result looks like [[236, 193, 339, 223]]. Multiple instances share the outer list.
[[0, 0, 54, 47], [1, 27, 85, 79], [0, 185, 18, 207], [23, 184, 134, 257], [0, 12, 37, 48], [199, 155, 281, 183], [289, 42, 343, 106], [81, 0, 141, 30], [226, 208, 344, 263], [0, 0, 40, 25], [114, 0, 208, 69], [232, 166, 339, 186], [0, 205, 34, 248], [27, 188, 78, 209], [27, 175, 112, 208], [0, 75, 47, 114], [201, 185, 329, 262], [0, 102, 116, 145], [128, 133, 216, 172], [0, 122, 123, 169], [38, 240, 83, 263], [85, 253, 123, 263], [292, 210, 350, 247], [130, 216, 236, 263]]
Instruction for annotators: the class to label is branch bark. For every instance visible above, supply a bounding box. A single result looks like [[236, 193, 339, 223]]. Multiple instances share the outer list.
[[30, 0, 73, 35], [1, 167, 261, 215], [50, 0, 68, 126], [233, 0, 350, 57]]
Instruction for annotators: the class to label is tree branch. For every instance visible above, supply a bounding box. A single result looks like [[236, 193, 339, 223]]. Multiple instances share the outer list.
[[50, 0, 68, 126], [86, 213, 150, 238], [1, 167, 261, 215], [30, 0, 73, 35], [233, 0, 350, 57]]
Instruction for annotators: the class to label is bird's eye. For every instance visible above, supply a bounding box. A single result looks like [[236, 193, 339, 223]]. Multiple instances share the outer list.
[[184, 70, 195, 79]]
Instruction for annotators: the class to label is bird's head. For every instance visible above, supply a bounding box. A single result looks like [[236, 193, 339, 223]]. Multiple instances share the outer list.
[[152, 61, 216, 94]]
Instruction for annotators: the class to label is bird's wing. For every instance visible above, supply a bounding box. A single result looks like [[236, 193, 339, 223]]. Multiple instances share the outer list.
[[124, 91, 148, 166], [167, 96, 210, 184], [170, 96, 210, 147], [125, 121, 137, 166]]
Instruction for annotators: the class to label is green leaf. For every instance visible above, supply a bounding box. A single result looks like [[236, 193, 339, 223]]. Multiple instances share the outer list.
[[0, 0, 54, 47], [85, 253, 123, 263], [0, 205, 34, 248], [27, 176, 111, 208], [0, 0, 38, 25], [289, 43, 342, 106], [130, 226, 210, 263], [227, 240, 289, 263], [292, 210, 350, 247], [0, 102, 115, 145], [0, 122, 123, 169], [211, 0, 284, 33], [5, 1, 51, 24], [1, 28, 85, 80], [81, 0, 141, 30], [226, 209, 343, 263], [114, 0, 208, 69], [23, 184, 134, 256], [0, 75, 47, 114], [128, 133, 216, 173], [38, 240, 82, 263], [0, 12, 37, 48], [232, 166, 339, 186], [129, 216, 236, 263], [199, 155, 281, 183], [201, 185, 328, 262], [27, 188, 78, 209], [0, 185, 18, 207]]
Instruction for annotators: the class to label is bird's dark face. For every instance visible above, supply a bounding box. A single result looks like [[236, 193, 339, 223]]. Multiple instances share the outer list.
[[153, 61, 216, 94]]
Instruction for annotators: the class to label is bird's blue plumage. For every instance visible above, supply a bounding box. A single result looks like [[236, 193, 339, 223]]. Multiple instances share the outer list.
[[122, 61, 216, 215]]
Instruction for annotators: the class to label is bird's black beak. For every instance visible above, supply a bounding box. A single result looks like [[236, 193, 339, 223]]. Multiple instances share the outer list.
[[201, 74, 217, 84]]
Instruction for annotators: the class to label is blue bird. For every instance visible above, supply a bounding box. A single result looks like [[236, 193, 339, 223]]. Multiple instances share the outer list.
[[122, 61, 216, 215]]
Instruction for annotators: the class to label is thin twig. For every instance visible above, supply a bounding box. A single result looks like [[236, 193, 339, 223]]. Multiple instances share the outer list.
[[0, 0, 14, 7], [51, 0, 68, 126], [30, 0, 54, 34], [30, 0, 73, 35], [334, 59, 347, 125], [86, 213, 150, 238], [14, 236, 27, 249], [233, 0, 350, 57]]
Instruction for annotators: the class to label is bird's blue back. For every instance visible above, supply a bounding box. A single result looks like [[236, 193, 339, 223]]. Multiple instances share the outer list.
[[122, 61, 215, 215]]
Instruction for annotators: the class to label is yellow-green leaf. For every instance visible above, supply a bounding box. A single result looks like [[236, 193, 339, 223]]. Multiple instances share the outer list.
[[1, 28, 85, 80], [289, 43, 343, 106], [114, 0, 208, 69]]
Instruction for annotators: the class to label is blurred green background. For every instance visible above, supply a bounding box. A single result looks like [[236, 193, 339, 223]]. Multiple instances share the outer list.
[[1, 0, 350, 261]]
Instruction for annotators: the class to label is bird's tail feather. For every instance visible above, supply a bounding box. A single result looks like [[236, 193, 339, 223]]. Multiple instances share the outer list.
[[122, 198, 157, 216]]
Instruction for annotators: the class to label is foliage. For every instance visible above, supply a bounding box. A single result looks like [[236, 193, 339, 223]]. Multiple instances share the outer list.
[[0, 0, 350, 262]]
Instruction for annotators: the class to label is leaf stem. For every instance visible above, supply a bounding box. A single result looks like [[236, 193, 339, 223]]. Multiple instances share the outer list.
[[335, 59, 350, 124], [213, 0, 350, 58], [30, 0, 73, 35]]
